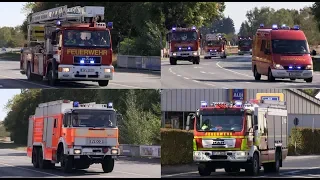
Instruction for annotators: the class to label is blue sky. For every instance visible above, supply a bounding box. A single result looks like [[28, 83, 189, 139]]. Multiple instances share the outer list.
[[0, 2, 315, 32], [0, 89, 21, 121]]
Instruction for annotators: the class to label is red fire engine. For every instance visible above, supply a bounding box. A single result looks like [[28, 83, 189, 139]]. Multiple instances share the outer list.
[[20, 6, 114, 87], [238, 36, 252, 55], [166, 26, 202, 65], [26, 100, 121, 173], [203, 33, 227, 59]]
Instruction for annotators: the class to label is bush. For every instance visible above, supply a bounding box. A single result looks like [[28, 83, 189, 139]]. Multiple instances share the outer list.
[[289, 127, 320, 155], [161, 128, 193, 165], [312, 57, 320, 71]]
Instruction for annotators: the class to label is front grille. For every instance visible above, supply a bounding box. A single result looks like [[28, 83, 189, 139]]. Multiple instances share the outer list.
[[74, 56, 101, 66], [283, 66, 306, 70], [210, 155, 227, 159]]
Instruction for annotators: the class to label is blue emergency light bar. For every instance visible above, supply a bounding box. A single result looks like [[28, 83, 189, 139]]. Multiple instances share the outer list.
[[234, 101, 243, 107], [260, 24, 264, 28], [293, 25, 300, 30], [200, 101, 208, 107], [272, 24, 278, 30], [73, 101, 79, 107], [107, 102, 113, 108], [56, 21, 61, 26], [188, 47, 191, 50], [172, 27, 176, 31], [107, 22, 113, 29], [192, 26, 196, 30]]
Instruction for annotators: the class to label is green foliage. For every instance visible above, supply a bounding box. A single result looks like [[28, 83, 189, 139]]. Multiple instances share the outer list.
[[239, 6, 320, 45], [3, 89, 160, 145], [300, 89, 319, 97], [0, 26, 25, 47], [161, 128, 193, 165], [0, 122, 9, 137], [289, 127, 320, 155]]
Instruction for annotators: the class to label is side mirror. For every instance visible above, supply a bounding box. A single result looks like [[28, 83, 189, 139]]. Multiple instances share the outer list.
[[254, 125, 258, 131], [200, 34, 202, 40], [186, 113, 195, 130], [264, 49, 270, 55], [312, 50, 317, 56]]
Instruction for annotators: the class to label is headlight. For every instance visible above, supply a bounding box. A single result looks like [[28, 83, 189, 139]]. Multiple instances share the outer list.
[[238, 49, 240, 51], [236, 151, 246, 157], [250, 49, 252, 51], [74, 149, 81, 154], [104, 68, 111, 73], [58, 67, 70, 72], [173, 53, 177, 56], [111, 149, 118, 155], [193, 52, 197, 56], [306, 65, 313, 70], [274, 64, 284, 69]]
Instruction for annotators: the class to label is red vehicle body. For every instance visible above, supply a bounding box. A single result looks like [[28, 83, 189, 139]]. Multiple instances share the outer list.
[[20, 6, 114, 87], [167, 26, 201, 65], [204, 34, 227, 59], [252, 24, 313, 83], [238, 36, 252, 55]]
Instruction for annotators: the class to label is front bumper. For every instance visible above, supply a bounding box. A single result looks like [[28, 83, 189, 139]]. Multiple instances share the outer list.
[[170, 51, 200, 60], [271, 69, 313, 79], [238, 50, 252, 55], [193, 150, 249, 163], [69, 147, 120, 156], [204, 51, 223, 57], [57, 65, 114, 81]]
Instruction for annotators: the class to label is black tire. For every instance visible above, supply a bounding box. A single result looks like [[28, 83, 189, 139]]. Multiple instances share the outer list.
[[195, 57, 200, 64], [267, 69, 275, 82], [225, 167, 240, 174], [254, 66, 261, 80], [198, 163, 212, 176], [32, 147, 39, 168], [290, 78, 296, 81], [98, 80, 109, 87], [38, 148, 54, 169], [246, 153, 260, 176], [305, 77, 313, 83], [170, 57, 177, 65], [47, 67, 57, 86], [102, 156, 115, 173], [61, 155, 74, 173], [270, 152, 281, 173], [26, 63, 34, 81]]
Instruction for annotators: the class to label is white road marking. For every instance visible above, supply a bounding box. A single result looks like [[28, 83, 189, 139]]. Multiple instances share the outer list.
[[200, 71, 206, 74], [177, 74, 182, 77], [91, 167, 150, 177], [183, 77, 190, 80], [204, 83, 215, 87], [216, 61, 252, 78], [208, 72, 215, 75], [0, 161, 62, 177], [279, 166, 320, 176], [192, 80, 200, 83], [161, 171, 198, 177], [109, 83, 143, 89]]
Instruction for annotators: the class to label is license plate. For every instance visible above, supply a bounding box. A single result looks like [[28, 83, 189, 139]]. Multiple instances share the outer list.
[[83, 152, 98, 155], [181, 53, 189, 56], [289, 72, 301, 76], [89, 139, 103, 144], [212, 151, 225, 155], [80, 68, 94, 72]]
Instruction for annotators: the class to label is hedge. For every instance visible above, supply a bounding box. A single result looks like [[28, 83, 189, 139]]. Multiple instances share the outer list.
[[161, 127, 320, 165], [161, 128, 193, 165], [312, 57, 320, 71], [289, 127, 320, 155]]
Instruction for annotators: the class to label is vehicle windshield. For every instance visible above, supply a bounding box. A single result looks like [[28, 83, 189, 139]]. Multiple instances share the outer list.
[[71, 109, 116, 128], [239, 40, 252, 47], [197, 114, 244, 132], [206, 40, 221, 46], [272, 39, 309, 54], [171, 31, 198, 41], [63, 30, 111, 48]]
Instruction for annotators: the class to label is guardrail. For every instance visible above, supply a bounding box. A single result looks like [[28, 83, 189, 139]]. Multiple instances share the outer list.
[[117, 55, 160, 71], [119, 144, 161, 159]]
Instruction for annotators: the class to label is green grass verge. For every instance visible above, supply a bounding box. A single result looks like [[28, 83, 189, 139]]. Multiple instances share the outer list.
[[0, 52, 21, 61]]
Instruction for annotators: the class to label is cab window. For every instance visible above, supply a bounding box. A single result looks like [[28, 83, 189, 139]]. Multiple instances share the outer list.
[[260, 40, 266, 52]]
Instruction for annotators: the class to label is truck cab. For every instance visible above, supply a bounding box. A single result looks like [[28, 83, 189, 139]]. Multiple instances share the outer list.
[[167, 26, 201, 65], [186, 100, 288, 176], [204, 34, 227, 59], [238, 36, 252, 55]]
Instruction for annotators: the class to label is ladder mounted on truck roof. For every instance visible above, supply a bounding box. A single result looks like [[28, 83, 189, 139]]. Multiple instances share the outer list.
[[28, 5, 105, 25]]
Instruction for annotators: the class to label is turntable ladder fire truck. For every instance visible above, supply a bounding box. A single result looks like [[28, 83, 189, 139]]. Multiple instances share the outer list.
[[186, 100, 288, 176], [27, 100, 121, 173], [20, 6, 114, 87]]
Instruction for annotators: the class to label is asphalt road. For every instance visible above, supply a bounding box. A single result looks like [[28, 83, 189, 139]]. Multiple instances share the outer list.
[[161, 55, 320, 89], [161, 155, 320, 178], [0, 60, 160, 89], [0, 149, 160, 178]]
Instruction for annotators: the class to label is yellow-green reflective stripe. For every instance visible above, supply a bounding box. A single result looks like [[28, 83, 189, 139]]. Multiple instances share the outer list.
[[198, 148, 241, 151], [193, 139, 197, 151], [241, 138, 250, 150]]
